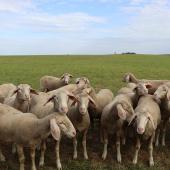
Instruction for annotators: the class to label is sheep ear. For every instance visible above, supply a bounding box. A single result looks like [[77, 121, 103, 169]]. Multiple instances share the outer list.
[[145, 83, 152, 89], [11, 88, 19, 97], [128, 114, 137, 126], [60, 74, 65, 79], [75, 78, 80, 84], [85, 78, 90, 84], [30, 88, 39, 95], [69, 74, 73, 78], [88, 95, 96, 108], [67, 92, 78, 102], [166, 89, 170, 100], [116, 104, 127, 120], [50, 119, 61, 141], [43, 95, 55, 106], [148, 114, 156, 130]]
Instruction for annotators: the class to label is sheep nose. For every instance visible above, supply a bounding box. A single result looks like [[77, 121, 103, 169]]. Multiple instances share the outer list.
[[80, 107, 86, 113], [61, 107, 68, 113], [137, 127, 144, 134]]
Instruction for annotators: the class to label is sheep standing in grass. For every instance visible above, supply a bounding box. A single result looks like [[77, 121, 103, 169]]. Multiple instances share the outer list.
[[0, 103, 76, 170], [30, 90, 77, 169], [40, 73, 73, 92], [4, 84, 38, 112], [100, 82, 148, 162], [67, 91, 96, 160], [100, 82, 152, 162], [123, 72, 170, 94], [0, 83, 16, 103], [153, 82, 170, 146], [129, 95, 161, 166], [83, 87, 114, 128]]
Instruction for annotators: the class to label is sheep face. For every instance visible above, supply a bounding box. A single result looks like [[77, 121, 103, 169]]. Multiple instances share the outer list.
[[55, 113, 76, 138], [76, 93, 96, 115], [12, 84, 38, 102], [61, 73, 73, 84], [123, 73, 131, 83], [135, 83, 152, 96], [75, 77, 90, 88], [44, 91, 77, 114], [154, 85, 169, 101], [134, 112, 155, 135]]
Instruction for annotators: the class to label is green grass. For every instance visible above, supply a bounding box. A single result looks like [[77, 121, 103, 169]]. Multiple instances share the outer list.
[[0, 54, 170, 170]]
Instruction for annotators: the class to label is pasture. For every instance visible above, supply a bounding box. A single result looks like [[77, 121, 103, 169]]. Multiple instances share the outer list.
[[0, 54, 170, 170]]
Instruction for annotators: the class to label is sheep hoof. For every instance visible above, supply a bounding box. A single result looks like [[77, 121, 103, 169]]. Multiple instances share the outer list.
[[73, 154, 77, 160], [0, 155, 5, 162], [132, 159, 137, 165], [149, 160, 154, 166], [32, 166, 37, 170], [161, 142, 165, 146], [102, 153, 107, 160], [39, 161, 44, 167], [57, 163, 62, 170], [117, 156, 122, 163], [84, 155, 88, 160]]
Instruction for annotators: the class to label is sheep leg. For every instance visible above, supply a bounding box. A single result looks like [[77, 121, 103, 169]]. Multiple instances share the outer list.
[[30, 145, 36, 170], [55, 140, 62, 170], [82, 130, 88, 160], [0, 149, 5, 162], [155, 128, 160, 146], [12, 143, 17, 154], [133, 136, 140, 165], [73, 137, 78, 159], [39, 141, 46, 167], [122, 136, 126, 145], [17, 144, 25, 170], [102, 130, 108, 160], [149, 134, 155, 166], [161, 120, 168, 146], [116, 133, 121, 163]]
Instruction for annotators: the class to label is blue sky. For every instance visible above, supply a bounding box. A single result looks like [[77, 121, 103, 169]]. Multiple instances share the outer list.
[[0, 0, 170, 54]]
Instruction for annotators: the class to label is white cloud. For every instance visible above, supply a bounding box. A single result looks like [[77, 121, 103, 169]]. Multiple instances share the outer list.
[[0, 0, 34, 13]]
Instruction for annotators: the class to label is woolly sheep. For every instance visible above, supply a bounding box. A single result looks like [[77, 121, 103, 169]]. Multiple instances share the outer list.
[[0, 103, 76, 170], [123, 72, 170, 94], [128, 95, 161, 166], [67, 91, 96, 160], [40, 73, 73, 92]]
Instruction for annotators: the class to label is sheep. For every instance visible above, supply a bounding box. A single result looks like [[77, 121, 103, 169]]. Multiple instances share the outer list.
[[67, 91, 96, 160], [47, 76, 90, 96], [0, 103, 76, 170], [4, 84, 38, 112], [40, 73, 73, 92], [123, 72, 170, 94], [82, 87, 114, 128], [153, 82, 170, 146], [0, 83, 16, 103], [29, 90, 77, 169], [128, 95, 161, 166], [100, 82, 150, 163]]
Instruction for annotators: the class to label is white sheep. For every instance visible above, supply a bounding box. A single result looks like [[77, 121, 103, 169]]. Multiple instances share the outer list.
[[0, 103, 76, 170], [0, 83, 16, 103], [4, 84, 38, 112], [67, 91, 96, 160], [100, 82, 150, 163], [153, 82, 170, 146], [40, 73, 73, 92], [83, 87, 114, 128], [123, 72, 170, 94], [30, 90, 77, 169], [128, 95, 161, 166]]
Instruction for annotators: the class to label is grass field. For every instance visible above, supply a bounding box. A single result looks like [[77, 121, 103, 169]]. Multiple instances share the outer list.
[[0, 54, 170, 170]]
